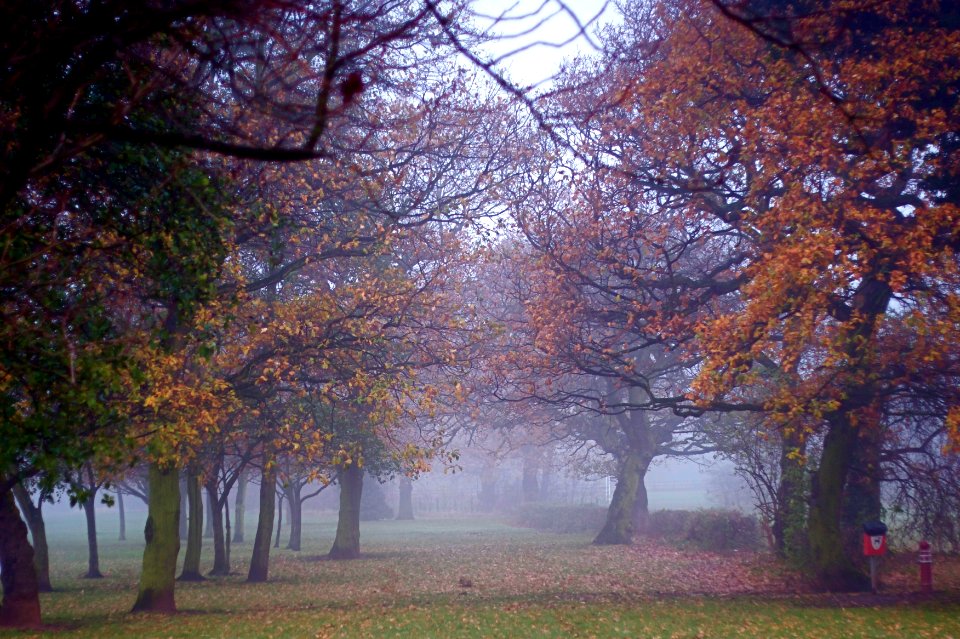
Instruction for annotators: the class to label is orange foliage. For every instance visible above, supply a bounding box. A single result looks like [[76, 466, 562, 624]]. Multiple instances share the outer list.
[[519, 0, 960, 448]]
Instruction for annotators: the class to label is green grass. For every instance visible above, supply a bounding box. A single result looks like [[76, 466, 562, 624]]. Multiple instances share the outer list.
[[3, 510, 959, 638]]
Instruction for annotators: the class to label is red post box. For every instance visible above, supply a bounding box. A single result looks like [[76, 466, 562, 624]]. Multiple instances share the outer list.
[[862, 521, 888, 592], [862, 521, 888, 557]]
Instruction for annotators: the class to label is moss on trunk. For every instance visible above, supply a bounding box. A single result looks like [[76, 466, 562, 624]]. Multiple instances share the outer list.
[[131, 463, 180, 613]]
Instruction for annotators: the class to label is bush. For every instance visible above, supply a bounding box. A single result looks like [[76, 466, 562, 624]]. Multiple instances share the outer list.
[[647, 509, 761, 552], [513, 504, 608, 534], [647, 510, 694, 539]]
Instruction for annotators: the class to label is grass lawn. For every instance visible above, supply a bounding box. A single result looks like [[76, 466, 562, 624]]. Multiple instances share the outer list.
[[2, 510, 958, 638]]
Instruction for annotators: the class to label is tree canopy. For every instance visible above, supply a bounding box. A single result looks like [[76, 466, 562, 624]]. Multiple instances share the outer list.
[[2, 0, 960, 626]]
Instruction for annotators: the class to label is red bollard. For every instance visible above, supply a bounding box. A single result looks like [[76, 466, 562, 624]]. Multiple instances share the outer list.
[[919, 540, 933, 594]]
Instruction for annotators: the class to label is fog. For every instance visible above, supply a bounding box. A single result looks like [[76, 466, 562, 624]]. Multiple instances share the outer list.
[[30, 442, 754, 551]]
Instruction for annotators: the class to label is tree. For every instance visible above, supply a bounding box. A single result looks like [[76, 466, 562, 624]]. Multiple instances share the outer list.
[[2, 0, 502, 622], [277, 457, 332, 552], [328, 458, 365, 560], [246, 449, 277, 583], [122, 0, 520, 609], [477, 235, 715, 545], [178, 466, 205, 582], [130, 463, 180, 613], [232, 469, 249, 544], [0, 489, 39, 627], [396, 476, 415, 520], [74, 464, 106, 579], [116, 487, 127, 542], [11, 485, 52, 593], [523, 0, 960, 588]]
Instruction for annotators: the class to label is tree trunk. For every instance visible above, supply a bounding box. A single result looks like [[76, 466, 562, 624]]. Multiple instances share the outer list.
[[12, 485, 52, 592], [232, 470, 247, 544], [594, 449, 651, 545], [274, 491, 283, 549], [247, 462, 276, 583], [204, 490, 214, 538], [179, 475, 188, 540], [631, 470, 650, 534], [224, 493, 231, 570], [81, 489, 103, 578], [774, 434, 808, 560], [117, 488, 126, 542], [205, 479, 229, 576], [285, 483, 302, 551], [396, 476, 414, 520], [178, 470, 204, 581], [807, 277, 890, 591], [0, 486, 41, 627], [329, 464, 363, 560], [131, 463, 180, 613], [81, 465, 103, 578], [808, 416, 869, 591], [842, 424, 883, 553]]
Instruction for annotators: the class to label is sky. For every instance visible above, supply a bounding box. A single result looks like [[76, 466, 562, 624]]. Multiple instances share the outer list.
[[469, 0, 616, 88]]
